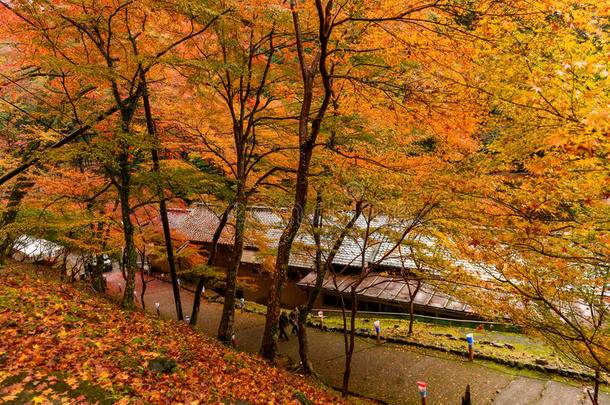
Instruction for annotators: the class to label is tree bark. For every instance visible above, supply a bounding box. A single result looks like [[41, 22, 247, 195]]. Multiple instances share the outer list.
[[91, 213, 109, 293], [260, 0, 333, 361], [594, 369, 600, 404], [139, 70, 183, 320], [408, 300, 416, 335], [92, 253, 106, 293], [407, 281, 421, 335], [0, 175, 32, 264], [190, 204, 232, 325], [139, 248, 147, 310], [118, 152, 138, 309], [296, 309, 314, 373], [342, 289, 357, 397], [218, 191, 247, 343], [296, 198, 364, 374], [461, 384, 471, 405], [260, 150, 312, 359]]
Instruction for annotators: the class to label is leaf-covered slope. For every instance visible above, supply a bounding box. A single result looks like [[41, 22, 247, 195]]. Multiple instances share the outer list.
[[0, 266, 349, 404]]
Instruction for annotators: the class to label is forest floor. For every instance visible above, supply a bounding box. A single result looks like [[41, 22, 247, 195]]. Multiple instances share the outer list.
[[0, 262, 359, 404], [105, 269, 609, 405]]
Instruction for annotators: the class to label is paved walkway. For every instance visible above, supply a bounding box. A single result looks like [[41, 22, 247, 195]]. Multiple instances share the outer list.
[[105, 272, 606, 405]]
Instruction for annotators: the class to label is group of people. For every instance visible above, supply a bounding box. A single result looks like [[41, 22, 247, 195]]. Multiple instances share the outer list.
[[278, 307, 299, 340]]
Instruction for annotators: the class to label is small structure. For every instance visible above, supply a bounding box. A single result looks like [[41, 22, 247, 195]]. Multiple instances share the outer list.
[[11, 235, 63, 264]]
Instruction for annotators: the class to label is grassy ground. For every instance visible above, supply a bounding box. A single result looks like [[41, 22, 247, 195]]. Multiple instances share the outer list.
[[321, 313, 556, 359], [232, 299, 594, 378]]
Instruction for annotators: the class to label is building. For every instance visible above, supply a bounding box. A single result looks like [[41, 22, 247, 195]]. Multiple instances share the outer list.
[[161, 203, 478, 319]]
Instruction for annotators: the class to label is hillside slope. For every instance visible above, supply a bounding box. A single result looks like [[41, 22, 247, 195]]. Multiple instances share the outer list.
[[0, 264, 351, 404]]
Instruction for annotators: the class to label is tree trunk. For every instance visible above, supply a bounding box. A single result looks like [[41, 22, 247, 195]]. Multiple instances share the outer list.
[[139, 249, 147, 310], [191, 204, 232, 325], [342, 289, 358, 398], [408, 300, 416, 335], [91, 215, 107, 293], [139, 70, 183, 320], [260, 149, 312, 359], [92, 254, 106, 293], [297, 309, 314, 374], [218, 193, 247, 343], [260, 0, 333, 360], [118, 152, 137, 309], [594, 369, 600, 404], [154, 164, 183, 320], [0, 175, 33, 264], [461, 384, 471, 405], [407, 281, 421, 335], [296, 198, 364, 373]]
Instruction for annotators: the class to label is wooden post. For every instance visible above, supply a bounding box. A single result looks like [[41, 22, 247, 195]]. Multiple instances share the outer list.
[[467, 333, 474, 361], [417, 381, 427, 405]]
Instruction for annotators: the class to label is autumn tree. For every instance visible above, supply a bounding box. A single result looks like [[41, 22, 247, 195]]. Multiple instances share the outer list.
[[167, 0, 298, 342], [442, 0, 610, 397], [260, 0, 496, 361], [0, 0, 221, 312]]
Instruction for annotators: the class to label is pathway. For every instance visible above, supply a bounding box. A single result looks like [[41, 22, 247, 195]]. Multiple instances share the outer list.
[[104, 272, 607, 405]]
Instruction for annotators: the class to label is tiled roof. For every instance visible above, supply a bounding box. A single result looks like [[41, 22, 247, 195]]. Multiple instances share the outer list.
[[164, 204, 493, 278], [166, 207, 233, 245], [165, 205, 285, 249], [296, 271, 474, 316]]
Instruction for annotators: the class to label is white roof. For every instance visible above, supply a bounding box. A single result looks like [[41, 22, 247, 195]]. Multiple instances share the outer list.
[[12, 235, 63, 260]]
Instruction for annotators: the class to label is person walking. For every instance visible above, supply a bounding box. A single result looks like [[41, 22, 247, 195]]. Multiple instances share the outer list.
[[289, 307, 299, 334], [279, 312, 290, 341]]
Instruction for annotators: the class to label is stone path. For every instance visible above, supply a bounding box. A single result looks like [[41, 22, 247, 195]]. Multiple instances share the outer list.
[[105, 272, 607, 405]]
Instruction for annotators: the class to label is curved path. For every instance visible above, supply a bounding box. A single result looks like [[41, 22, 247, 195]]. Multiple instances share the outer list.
[[105, 272, 606, 405]]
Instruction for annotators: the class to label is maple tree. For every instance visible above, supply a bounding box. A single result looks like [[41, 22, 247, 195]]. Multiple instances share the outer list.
[[259, 0, 499, 361], [436, 0, 610, 397], [164, 0, 298, 342], [0, 0, 224, 314]]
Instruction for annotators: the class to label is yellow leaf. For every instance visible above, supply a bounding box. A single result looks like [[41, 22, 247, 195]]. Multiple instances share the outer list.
[[65, 377, 78, 386], [32, 396, 45, 404]]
